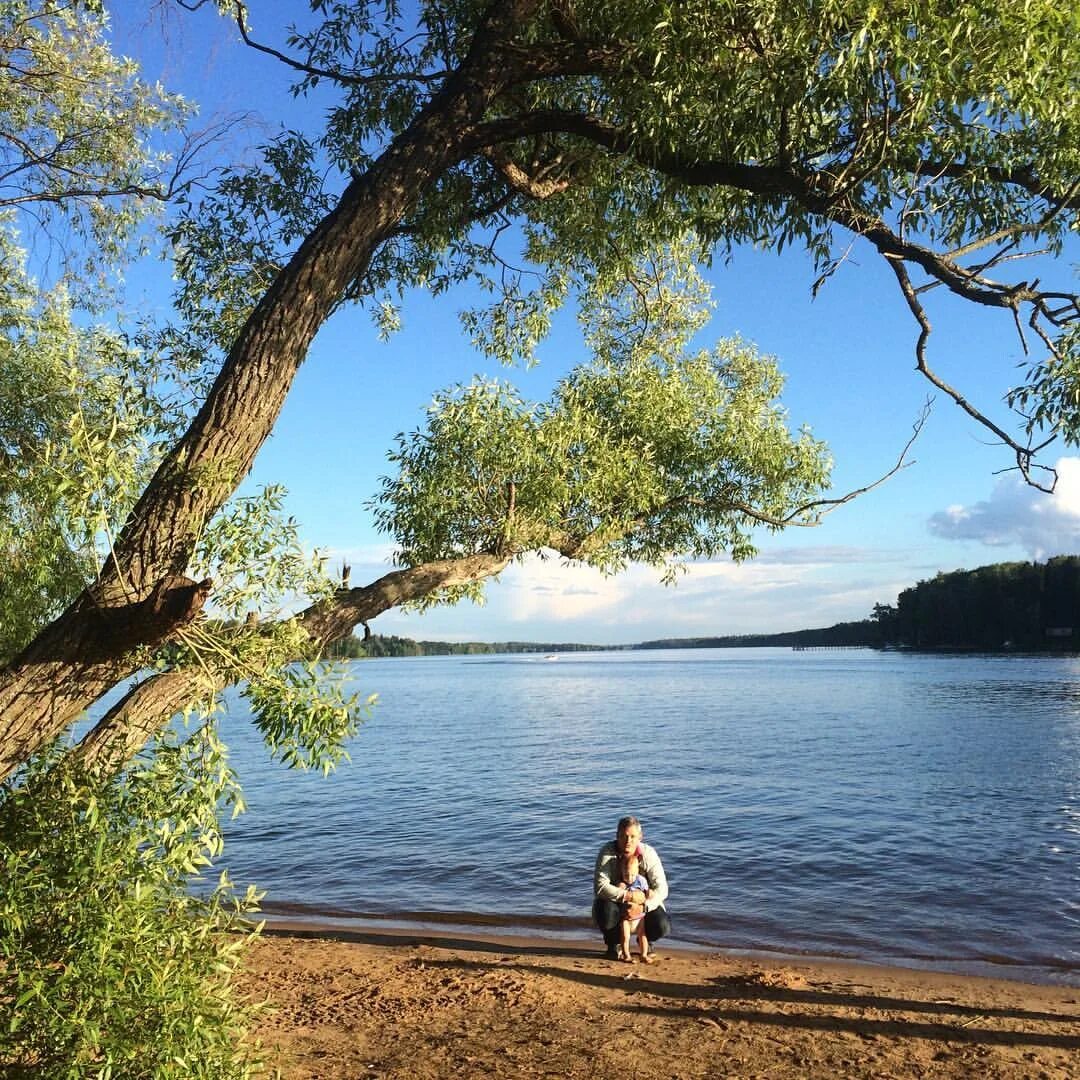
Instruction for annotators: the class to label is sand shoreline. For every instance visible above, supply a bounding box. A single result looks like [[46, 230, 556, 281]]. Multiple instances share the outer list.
[[257, 912, 1079, 990], [241, 926, 1080, 1079]]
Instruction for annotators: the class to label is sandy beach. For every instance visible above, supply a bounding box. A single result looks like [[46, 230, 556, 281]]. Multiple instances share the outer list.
[[240, 927, 1079, 1078]]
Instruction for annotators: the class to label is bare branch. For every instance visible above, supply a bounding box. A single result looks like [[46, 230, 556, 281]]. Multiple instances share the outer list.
[[230, 1, 446, 88], [554, 406, 929, 563], [887, 258, 1056, 492], [723, 401, 931, 527]]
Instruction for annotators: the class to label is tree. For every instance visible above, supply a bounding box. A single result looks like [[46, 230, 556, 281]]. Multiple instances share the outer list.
[[885, 559, 1077, 650], [0, 0, 1077, 783], [0, 0, 193, 265], [0, 8, 271, 1074]]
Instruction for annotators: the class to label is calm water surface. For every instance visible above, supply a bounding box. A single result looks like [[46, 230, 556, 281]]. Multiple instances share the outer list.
[[217, 648, 1080, 985]]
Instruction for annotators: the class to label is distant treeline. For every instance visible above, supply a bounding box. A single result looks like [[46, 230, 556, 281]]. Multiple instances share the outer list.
[[330, 620, 884, 658], [633, 620, 884, 650], [325, 634, 605, 658], [326, 624, 883, 659], [323, 556, 1080, 657]]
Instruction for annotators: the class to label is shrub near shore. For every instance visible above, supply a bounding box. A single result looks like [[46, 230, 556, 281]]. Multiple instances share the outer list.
[[0, 732, 261, 1080]]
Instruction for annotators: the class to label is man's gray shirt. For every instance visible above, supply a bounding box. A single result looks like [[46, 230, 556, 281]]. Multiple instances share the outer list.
[[593, 840, 669, 912]]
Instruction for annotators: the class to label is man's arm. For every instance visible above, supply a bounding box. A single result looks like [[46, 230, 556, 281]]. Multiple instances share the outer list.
[[642, 846, 669, 911], [594, 845, 625, 903]]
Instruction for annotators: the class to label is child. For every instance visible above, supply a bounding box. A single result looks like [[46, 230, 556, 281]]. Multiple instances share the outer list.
[[617, 852, 654, 963]]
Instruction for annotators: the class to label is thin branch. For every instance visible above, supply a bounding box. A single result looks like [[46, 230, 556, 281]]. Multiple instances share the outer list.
[[887, 258, 1055, 492], [724, 401, 931, 526], [811, 238, 857, 297], [557, 406, 931, 563], [390, 179, 516, 239], [230, 1, 447, 88], [917, 159, 1080, 212]]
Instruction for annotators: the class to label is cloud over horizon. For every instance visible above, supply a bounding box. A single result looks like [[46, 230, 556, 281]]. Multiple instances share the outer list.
[[370, 546, 915, 644], [927, 456, 1080, 559]]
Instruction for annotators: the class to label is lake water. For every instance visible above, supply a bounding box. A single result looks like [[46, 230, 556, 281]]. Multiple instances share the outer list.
[[217, 648, 1080, 985]]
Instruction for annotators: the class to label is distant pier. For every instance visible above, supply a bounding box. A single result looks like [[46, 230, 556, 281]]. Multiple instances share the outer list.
[[791, 644, 868, 651]]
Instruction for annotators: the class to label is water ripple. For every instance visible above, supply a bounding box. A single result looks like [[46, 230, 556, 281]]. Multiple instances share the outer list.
[[219, 648, 1079, 985]]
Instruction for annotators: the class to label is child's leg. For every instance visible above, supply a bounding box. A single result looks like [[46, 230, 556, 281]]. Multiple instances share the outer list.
[[620, 917, 632, 960], [637, 921, 652, 962]]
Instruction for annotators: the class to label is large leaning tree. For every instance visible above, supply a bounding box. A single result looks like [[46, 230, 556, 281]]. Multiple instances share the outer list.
[[1, 0, 1078, 780]]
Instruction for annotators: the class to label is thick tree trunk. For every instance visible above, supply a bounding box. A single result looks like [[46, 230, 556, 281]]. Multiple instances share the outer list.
[[0, 0, 539, 783], [0, 576, 212, 778]]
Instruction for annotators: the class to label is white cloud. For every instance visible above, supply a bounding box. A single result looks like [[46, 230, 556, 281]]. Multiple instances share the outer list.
[[497, 556, 634, 623], [372, 545, 911, 645], [927, 456, 1080, 559]]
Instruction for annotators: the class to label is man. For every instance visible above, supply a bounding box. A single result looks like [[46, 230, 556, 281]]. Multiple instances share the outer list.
[[593, 815, 671, 960]]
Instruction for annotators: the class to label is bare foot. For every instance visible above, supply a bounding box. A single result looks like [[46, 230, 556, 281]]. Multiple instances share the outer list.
[[640, 954, 655, 964]]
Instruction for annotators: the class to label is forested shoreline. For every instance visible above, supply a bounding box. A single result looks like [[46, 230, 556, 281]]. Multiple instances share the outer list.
[[334, 556, 1080, 657], [875, 555, 1080, 651]]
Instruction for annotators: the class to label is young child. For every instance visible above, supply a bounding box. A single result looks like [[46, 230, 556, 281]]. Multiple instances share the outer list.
[[617, 852, 654, 963]]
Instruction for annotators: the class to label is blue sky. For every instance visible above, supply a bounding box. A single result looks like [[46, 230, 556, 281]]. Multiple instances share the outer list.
[[109, 2, 1080, 644]]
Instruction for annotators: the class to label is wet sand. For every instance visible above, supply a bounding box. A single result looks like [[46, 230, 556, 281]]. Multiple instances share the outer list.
[[240, 926, 1080, 1078]]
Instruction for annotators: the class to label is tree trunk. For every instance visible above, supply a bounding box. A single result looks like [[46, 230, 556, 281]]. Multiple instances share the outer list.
[[0, 0, 538, 783]]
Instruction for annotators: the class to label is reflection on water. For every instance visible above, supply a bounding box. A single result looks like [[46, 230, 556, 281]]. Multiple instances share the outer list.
[[217, 649, 1080, 985]]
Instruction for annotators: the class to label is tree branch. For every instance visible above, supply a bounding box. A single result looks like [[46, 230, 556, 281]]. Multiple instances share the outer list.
[[465, 109, 799, 195], [483, 147, 570, 199], [298, 553, 512, 647], [918, 159, 1080, 212], [555, 407, 928, 561], [229, 1, 448, 88], [71, 552, 514, 773], [887, 258, 1056, 493], [74, 669, 205, 775], [466, 109, 1077, 315], [718, 401, 931, 526]]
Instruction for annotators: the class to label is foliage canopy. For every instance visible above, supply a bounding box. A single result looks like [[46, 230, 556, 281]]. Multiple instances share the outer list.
[[375, 261, 831, 598], [181, 0, 1077, 486], [0, 731, 260, 1079]]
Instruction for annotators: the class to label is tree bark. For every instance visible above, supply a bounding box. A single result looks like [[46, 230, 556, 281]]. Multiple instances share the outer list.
[[74, 669, 207, 776]]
